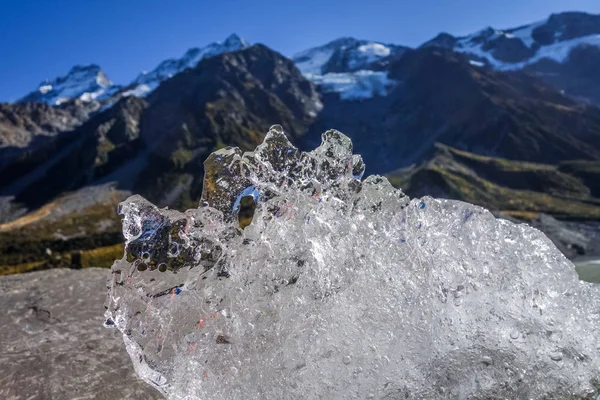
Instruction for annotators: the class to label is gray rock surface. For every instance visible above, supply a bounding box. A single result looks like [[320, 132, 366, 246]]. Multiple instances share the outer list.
[[531, 213, 589, 259], [0, 268, 162, 400]]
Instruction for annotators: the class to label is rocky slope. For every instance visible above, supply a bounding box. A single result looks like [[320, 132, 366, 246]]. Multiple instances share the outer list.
[[387, 143, 600, 219], [0, 99, 103, 148], [303, 46, 600, 173]]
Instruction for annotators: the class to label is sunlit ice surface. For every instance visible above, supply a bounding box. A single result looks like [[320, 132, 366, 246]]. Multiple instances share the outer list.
[[105, 125, 600, 399]]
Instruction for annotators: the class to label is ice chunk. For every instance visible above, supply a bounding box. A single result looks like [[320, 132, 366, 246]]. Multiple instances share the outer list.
[[105, 125, 600, 399]]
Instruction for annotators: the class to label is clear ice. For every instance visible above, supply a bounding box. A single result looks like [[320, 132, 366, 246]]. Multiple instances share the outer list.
[[105, 125, 600, 399]]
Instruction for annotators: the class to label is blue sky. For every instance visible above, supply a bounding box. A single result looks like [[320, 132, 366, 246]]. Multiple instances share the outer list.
[[1, 0, 600, 102]]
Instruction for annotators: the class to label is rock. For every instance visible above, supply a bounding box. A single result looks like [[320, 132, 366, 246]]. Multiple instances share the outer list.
[[0, 268, 162, 400], [531, 213, 589, 258]]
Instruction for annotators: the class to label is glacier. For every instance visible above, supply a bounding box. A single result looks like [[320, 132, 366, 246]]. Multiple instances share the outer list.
[[306, 70, 395, 100], [105, 125, 600, 399], [292, 38, 403, 101]]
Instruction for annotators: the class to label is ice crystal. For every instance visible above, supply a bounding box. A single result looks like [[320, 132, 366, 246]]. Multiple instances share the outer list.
[[105, 125, 600, 399]]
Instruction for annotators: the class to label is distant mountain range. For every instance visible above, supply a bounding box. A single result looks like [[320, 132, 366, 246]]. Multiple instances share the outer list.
[[18, 34, 250, 106], [2, 11, 600, 273], [15, 12, 600, 107]]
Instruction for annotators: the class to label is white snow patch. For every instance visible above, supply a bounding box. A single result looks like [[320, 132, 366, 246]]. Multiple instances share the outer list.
[[347, 43, 392, 70], [39, 85, 53, 94], [55, 97, 70, 106], [456, 33, 600, 70], [294, 48, 335, 75], [307, 70, 395, 100], [357, 43, 391, 59], [25, 66, 117, 105], [130, 34, 250, 96], [122, 84, 153, 98]]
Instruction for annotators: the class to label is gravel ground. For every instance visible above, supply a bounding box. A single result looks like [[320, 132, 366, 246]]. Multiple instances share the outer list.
[[0, 268, 163, 400]]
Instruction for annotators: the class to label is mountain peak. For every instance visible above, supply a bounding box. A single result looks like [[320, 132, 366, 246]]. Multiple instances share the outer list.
[[293, 37, 408, 75], [19, 64, 116, 106], [125, 34, 251, 97], [224, 33, 248, 48]]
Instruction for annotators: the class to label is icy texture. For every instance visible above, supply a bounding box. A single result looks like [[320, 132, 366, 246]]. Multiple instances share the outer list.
[[105, 126, 600, 399]]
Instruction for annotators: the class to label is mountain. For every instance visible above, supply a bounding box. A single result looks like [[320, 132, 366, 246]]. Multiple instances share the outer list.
[[0, 102, 83, 149], [303, 46, 600, 173], [293, 38, 408, 100], [291, 12, 600, 104], [123, 33, 250, 97], [293, 37, 408, 74], [1, 44, 320, 213], [0, 99, 104, 180], [19, 65, 118, 106], [1, 43, 322, 273], [16, 34, 250, 107], [6, 29, 600, 211], [422, 12, 600, 68], [422, 12, 600, 103]]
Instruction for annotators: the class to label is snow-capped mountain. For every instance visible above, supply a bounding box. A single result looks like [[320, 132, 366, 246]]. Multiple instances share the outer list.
[[293, 37, 407, 74], [422, 12, 600, 70], [20, 65, 118, 106], [124, 33, 250, 97], [14, 12, 600, 106], [293, 38, 408, 100], [17, 34, 250, 106]]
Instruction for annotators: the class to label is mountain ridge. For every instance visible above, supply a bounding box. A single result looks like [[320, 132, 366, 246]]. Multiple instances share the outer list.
[[11, 11, 600, 106], [15, 34, 252, 106], [1, 44, 321, 213]]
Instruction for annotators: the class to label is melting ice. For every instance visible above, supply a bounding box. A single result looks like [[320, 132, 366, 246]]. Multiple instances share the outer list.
[[105, 125, 600, 399]]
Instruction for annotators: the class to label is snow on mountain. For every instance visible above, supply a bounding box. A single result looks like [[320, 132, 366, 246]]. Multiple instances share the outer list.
[[425, 12, 600, 70], [293, 37, 405, 75], [348, 43, 391, 69], [20, 65, 118, 106], [455, 32, 600, 70], [307, 70, 394, 100], [293, 38, 405, 100], [125, 34, 250, 97], [293, 46, 335, 75], [507, 21, 545, 48]]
